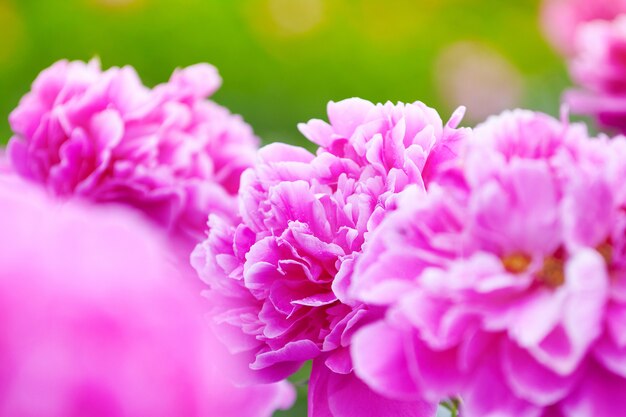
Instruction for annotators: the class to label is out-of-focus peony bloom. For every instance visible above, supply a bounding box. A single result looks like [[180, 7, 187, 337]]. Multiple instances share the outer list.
[[540, 0, 626, 55], [7, 59, 258, 248], [193, 98, 469, 416], [351, 109, 626, 417], [566, 15, 626, 134], [0, 176, 294, 417]]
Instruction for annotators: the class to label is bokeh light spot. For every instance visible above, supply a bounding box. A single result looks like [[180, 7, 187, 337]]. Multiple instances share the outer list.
[[435, 41, 524, 123], [268, 0, 325, 36], [355, 0, 436, 46], [88, 0, 146, 11], [244, 0, 328, 41]]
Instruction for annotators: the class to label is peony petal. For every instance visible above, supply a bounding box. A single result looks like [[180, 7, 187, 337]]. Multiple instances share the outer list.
[[309, 360, 436, 417], [501, 339, 580, 405]]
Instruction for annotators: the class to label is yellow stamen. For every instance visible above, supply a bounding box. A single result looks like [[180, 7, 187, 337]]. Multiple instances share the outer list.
[[502, 242, 613, 289], [597, 243, 613, 266], [502, 253, 531, 274], [537, 257, 565, 288]]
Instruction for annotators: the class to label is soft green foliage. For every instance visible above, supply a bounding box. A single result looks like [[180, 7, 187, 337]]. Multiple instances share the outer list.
[[275, 362, 311, 417]]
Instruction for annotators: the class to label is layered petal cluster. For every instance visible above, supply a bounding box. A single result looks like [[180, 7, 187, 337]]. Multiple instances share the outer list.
[[351, 109, 626, 417], [541, 0, 626, 55], [0, 177, 294, 417], [566, 15, 626, 134], [193, 98, 468, 415], [7, 59, 258, 245]]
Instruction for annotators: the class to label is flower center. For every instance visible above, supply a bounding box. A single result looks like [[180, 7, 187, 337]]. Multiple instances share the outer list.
[[597, 242, 613, 265], [502, 243, 613, 288], [502, 253, 531, 274], [536, 256, 565, 288]]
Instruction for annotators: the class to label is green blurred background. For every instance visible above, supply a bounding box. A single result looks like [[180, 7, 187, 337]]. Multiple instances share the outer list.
[[0, 0, 569, 149], [0, 0, 568, 414]]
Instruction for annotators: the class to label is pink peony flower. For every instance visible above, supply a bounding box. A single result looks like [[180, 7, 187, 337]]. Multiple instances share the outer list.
[[540, 0, 626, 55], [7, 59, 258, 247], [566, 15, 626, 134], [350, 109, 626, 417], [0, 176, 294, 417], [192, 98, 468, 416]]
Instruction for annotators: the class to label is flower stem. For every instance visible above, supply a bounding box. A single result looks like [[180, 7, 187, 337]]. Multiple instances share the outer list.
[[441, 398, 460, 417]]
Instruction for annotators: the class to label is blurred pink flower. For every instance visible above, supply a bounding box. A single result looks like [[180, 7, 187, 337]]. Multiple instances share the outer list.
[[351, 109, 626, 417], [540, 0, 626, 55], [193, 98, 468, 416], [566, 15, 626, 134], [0, 176, 294, 417], [7, 59, 258, 247]]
